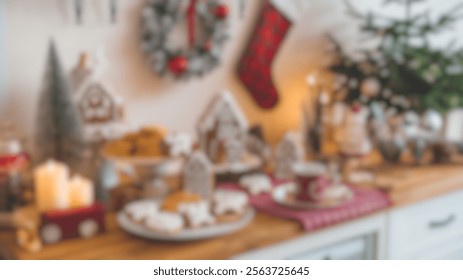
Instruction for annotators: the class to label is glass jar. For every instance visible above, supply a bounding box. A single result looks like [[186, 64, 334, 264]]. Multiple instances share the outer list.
[[0, 122, 30, 211]]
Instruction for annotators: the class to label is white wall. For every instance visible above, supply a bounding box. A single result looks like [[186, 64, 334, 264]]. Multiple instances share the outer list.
[[3, 0, 463, 144], [0, 0, 8, 118]]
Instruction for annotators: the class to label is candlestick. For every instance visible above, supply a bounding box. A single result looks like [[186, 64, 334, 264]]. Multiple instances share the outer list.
[[34, 160, 69, 212], [69, 175, 94, 208]]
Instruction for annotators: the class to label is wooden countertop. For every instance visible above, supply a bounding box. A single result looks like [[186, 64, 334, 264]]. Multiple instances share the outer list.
[[373, 164, 463, 207], [0, 212, 305, 260], [2, 164, 463, 260]]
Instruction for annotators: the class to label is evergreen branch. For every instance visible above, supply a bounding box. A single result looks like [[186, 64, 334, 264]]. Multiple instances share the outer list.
[[343, 0, 364, 19]]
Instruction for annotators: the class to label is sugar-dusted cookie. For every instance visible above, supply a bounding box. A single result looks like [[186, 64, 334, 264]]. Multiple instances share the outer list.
[[213, 190, 248, 216], [239, 173, 272, 195], [161, 191, 202, 212], [144, 212, 184, 234], [178, 201, 215, 228], [124, 200, 159, 223]]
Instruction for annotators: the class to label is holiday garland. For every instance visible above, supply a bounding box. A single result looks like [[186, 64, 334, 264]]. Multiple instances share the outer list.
[[141, 0, 230, 79]]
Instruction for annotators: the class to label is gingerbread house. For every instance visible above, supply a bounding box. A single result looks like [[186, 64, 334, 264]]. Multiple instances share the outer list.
[[182, 151, 215, 201], [197, 91, 249, 165], [274, 132, 305, 179], [75, 80, 125, 142]]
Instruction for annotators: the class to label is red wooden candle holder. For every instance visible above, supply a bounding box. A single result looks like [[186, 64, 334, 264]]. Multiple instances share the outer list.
[[40, 203, 105, 244]]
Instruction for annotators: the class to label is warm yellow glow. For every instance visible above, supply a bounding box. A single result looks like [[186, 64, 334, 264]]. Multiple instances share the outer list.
[[69, 175, 95, 208], [233, 69, 334, 146]]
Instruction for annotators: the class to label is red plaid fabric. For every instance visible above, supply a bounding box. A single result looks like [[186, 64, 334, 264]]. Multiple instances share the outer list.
[[219, 178, 391, 231], [237, 1, 292, 109]]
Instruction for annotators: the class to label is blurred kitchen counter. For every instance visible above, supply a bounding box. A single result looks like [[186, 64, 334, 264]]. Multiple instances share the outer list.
[[1, 164, 463, 259], [0, 212, 306, 260]]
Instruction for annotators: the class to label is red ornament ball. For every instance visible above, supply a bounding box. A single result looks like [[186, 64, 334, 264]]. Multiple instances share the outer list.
[[203, 41, 212, 51], [168, 56, 188, 75], [213, 4, 229, 19]]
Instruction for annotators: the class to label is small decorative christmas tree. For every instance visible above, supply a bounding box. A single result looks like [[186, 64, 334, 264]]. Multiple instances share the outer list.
[[35, 41, 84, 166]]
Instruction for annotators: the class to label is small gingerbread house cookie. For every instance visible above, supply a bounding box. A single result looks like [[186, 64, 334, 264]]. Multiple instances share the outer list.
[[197, 91, 249, 165], [182, 151, 215, 201], [75, 80, 125, 142], [274, 132, 305, 179]]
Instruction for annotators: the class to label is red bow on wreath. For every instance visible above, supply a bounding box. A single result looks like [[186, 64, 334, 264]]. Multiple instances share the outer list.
[[187, 0, 197, 48], [187, 0, 229, 48]]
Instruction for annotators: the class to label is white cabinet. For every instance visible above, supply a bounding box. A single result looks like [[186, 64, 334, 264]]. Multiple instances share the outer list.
[[233, 213, 387, 260], [234, 188, 463, 260], [387, 189, 463, 259]]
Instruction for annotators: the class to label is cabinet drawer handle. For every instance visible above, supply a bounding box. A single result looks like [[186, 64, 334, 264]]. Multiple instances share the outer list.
[[429, 214, 456, 229]]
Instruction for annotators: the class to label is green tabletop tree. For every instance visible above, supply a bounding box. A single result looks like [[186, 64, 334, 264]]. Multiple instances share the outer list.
[[35, 41, 84, 166]]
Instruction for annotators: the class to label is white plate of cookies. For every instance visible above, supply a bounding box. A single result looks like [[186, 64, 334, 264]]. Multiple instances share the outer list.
[[117, 190, 255, 241]]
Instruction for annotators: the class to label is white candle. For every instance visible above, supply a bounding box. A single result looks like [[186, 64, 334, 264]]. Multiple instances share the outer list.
[[34, 160, 69, 212], [68, 175, 94, 208]]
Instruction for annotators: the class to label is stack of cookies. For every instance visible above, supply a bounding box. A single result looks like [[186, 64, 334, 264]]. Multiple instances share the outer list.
[[103, 126, 168, 158]]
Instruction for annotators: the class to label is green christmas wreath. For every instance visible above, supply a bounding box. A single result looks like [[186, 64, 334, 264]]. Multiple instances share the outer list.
[[141, 0, 230, 79]]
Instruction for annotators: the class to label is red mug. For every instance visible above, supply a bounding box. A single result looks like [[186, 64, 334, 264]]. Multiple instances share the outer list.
[[292, 162, 329, 202]]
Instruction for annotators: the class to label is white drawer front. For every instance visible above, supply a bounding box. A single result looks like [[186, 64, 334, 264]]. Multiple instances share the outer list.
[[288, 236, 370, 260], [389, 189, 463, 259]]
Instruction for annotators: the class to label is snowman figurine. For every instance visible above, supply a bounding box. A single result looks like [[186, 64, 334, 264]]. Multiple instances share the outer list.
[[336, 103, 373, 184]]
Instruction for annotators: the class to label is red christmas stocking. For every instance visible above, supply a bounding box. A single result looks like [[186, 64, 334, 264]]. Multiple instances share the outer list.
[[237, 0, 292, 109]]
